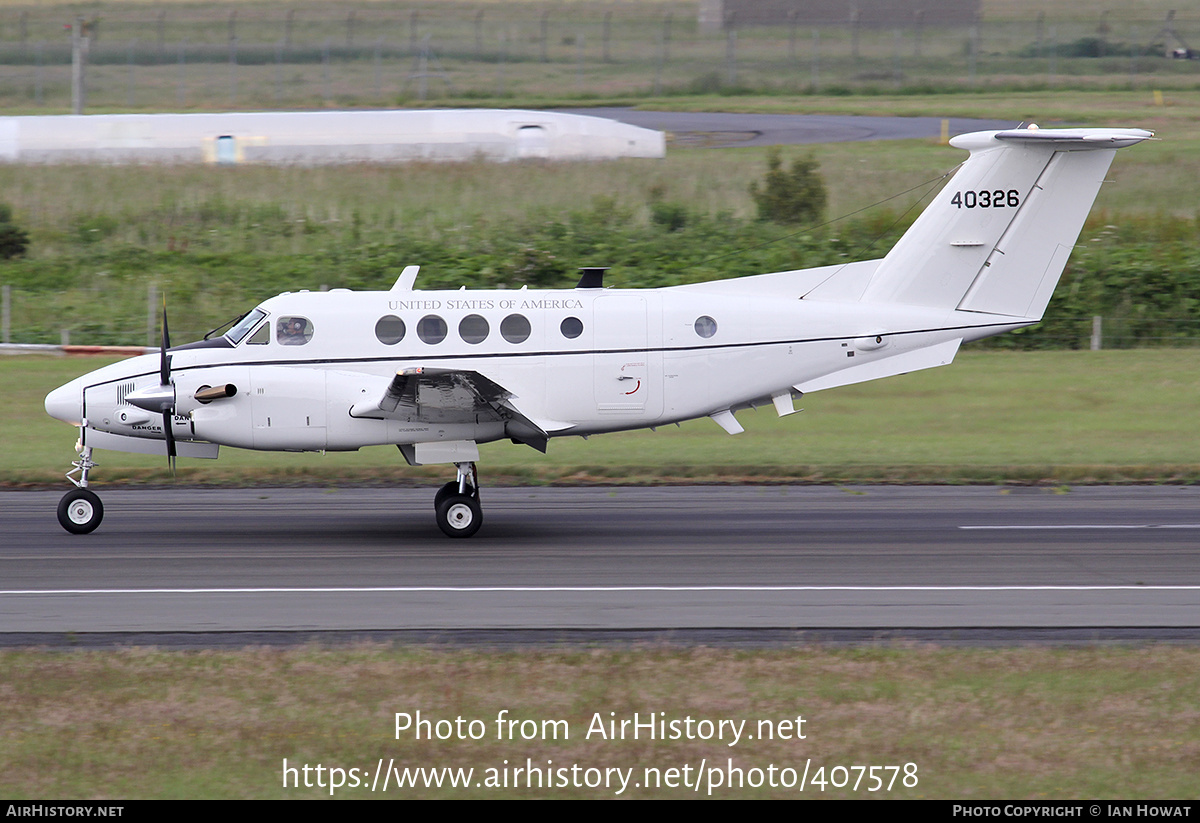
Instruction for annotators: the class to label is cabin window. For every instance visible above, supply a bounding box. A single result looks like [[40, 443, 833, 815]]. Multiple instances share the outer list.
[[375, 315, 406, 345], [500, 314, 531, 344], [694, 316, 717, 339], [247, 323, 271, 345], [560, 316, 584, 339], [417, 315, 448, 344], [226, 308, 267, 345], [276, 316, 313, 345], [459, 314, 490, 344]]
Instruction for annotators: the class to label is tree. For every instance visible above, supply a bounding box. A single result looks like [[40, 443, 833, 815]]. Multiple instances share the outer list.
[[748, 148, 827, 226]]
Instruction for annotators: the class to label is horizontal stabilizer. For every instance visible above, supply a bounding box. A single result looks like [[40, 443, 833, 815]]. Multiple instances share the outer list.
[[795, 338, 961, 394], [992, 128, 1153, 149]]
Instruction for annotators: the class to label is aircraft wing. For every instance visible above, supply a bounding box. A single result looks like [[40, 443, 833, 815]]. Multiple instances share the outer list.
[[348, 367, 566, 451]]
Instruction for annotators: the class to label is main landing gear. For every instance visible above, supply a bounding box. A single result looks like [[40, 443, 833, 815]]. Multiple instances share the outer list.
[[434, 461, 482, 538], [57, 444, 104, 534], [54, 447, 487, 538]]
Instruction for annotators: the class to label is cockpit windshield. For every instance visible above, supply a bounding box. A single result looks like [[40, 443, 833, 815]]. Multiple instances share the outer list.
[[225, 308, 268, 345]]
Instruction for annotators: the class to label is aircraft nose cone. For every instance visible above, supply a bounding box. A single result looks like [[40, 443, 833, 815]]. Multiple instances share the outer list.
[[45, 381, 83, 426]]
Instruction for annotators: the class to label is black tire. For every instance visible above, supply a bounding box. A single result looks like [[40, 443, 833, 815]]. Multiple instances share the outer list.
[[57, 488, 103, 535], [434, 481, 475, 510], [435, 494, 483, 538]]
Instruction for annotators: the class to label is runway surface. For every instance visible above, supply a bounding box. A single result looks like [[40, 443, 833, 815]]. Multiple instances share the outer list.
[[560, 109, 1017, 147], [3, 486, 1198, 639]]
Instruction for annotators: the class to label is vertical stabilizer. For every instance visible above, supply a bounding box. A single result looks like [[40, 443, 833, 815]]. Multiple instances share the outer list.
[[852, 127, 1152, 319]]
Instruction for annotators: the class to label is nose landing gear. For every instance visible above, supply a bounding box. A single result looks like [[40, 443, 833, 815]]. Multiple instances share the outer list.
[[58, 442, 103, 534]]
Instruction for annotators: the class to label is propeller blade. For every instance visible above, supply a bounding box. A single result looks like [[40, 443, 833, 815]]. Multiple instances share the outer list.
[[160, 300, 175, 475], [159, 301, 172, 387], [162, 409, 176, 474]]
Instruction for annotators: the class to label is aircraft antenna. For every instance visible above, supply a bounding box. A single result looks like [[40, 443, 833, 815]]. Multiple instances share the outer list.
[[576, 267, 608, 289]]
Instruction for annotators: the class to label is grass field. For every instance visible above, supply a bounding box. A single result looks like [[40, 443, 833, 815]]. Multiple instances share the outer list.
[[8, 348, 1200, 487], [2, 645, 1198, 799]]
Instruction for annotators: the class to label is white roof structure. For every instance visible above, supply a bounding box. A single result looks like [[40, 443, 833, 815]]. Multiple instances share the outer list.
[[0, 109, 665, 165]]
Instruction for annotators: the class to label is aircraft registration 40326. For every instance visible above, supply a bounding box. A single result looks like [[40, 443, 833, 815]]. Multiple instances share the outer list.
[[44, 126, 1152, 537]]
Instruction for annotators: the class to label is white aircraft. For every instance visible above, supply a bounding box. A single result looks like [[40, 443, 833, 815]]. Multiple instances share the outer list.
[[44, 126, 1151, 537]]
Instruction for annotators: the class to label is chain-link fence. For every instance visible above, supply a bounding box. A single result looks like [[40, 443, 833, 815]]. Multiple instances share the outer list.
[[968, 316, 1200, 351], [0, 4, 1196, 111]]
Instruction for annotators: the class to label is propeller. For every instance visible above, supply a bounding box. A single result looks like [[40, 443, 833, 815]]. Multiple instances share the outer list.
[[159, 301, 176, 472], [126, 299, 235, 472], [126, 301, 177, 472]]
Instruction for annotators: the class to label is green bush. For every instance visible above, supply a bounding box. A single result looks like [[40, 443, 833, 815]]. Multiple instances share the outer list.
[[748, 148, 828, 226], [649, 201, 689, 232]]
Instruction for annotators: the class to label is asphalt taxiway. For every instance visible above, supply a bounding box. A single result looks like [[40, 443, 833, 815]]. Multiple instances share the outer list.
[[560, 109, 1017, 148], [3, 486, 1198, 641]]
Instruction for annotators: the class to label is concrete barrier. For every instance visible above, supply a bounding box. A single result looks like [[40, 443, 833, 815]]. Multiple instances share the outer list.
[[0, 109, 665, 165], [0, 344, 154, 357]]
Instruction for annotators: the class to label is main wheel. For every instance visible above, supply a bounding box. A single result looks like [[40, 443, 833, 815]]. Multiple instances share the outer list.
[[57, 488, 104, 535], [435, 494, 482, 538], [434, 481, 475, 511]]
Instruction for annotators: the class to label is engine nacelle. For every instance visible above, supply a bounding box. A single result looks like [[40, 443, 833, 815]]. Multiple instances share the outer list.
[[189, 400, 255, 450], [176, 367, 255, 449]]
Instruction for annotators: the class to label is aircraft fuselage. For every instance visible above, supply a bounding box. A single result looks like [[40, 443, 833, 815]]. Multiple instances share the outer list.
[[47, 284, 1019, 455]]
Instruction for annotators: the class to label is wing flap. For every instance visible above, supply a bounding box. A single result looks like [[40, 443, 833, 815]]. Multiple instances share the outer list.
[[350, 367, 573, 452]]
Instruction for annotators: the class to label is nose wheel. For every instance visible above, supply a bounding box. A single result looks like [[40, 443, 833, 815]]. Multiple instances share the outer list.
[[57, 441, 104, 534], [58, 488, 104, 534], [434, 461, 483, 538]]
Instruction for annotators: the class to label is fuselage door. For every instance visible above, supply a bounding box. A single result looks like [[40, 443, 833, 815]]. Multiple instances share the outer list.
[[592, 294, 659, 418]]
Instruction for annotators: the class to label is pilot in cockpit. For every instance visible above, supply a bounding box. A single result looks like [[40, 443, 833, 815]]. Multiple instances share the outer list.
[[278, 317, 310, 345]]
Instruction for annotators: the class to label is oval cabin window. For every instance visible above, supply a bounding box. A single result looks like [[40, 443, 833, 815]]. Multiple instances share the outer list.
[[500, 314, 532, 344], [375, 315, 406, 345], [417, 315, 448, 345], [459, 314, 490, 344]]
